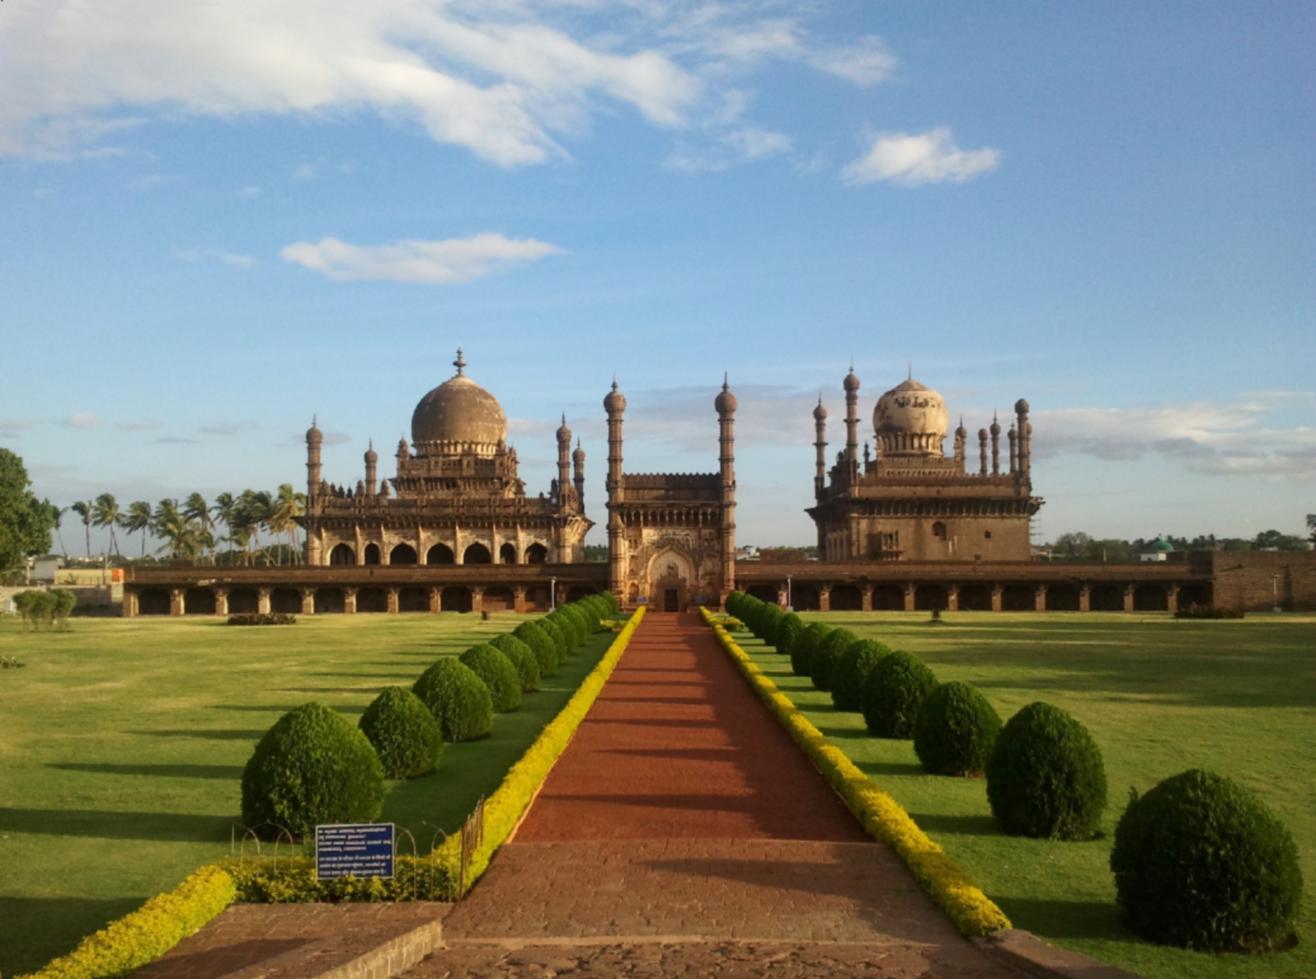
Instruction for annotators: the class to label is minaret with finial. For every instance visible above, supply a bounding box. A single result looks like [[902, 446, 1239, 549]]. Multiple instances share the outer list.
[[555, 413, 572, 506], [453, 346, 466, 375], [954, 416, 967, 468], [978, 427, 989, 476], [843, 362, 860, 483], [990, 412, 1002, 476], [813, 396, 828, 499], [306, 415, 323, 504], [604, 377, 627, 600], [572, 438, 586, 509], [715, 374, 738, 604], [364, 439, 378, 497], [1008, 422, 1018, 475], [1014, 399, 1032, 486]]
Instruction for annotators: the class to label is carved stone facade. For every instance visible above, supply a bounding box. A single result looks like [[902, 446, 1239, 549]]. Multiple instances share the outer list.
[[604, 379, 737, 610], [807, 369, 1042, 562], [299, 350, 592, 569]]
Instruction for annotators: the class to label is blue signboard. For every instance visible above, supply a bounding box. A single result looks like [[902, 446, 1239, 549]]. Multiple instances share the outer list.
[[315, 822, 394, 880]]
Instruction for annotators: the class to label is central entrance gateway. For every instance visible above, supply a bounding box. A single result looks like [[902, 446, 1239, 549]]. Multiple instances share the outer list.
[[648, 549, 693, 613], [663, 588, 679, 612]]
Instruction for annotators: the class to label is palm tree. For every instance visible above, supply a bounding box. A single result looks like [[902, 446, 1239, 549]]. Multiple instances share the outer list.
[[233, 489, 274, 565], [211, 492, 237, 564], [70, 500, 93, 558], [182, 492, 213, 564], [269, 484, 306, 564], [152, 498, 203, 561], [92, 493, 122, 557], [121, 500, 153, 558], [50, 504, 69, 559]]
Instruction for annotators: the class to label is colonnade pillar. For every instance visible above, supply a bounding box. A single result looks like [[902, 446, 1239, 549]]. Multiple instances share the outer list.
[[1123, 584, 1135, 614], [123, 589, 139, 618], [1167, 584, 1180, 614], [903, 584, 916, 612], [301, 588, 315, 615], [170, 588, 184, 617], [946, 585, 960, 612], [213, 587, 229, 616], [386, 587, 399, 614], [344, 587, 358, 614], [819, 585, 832, 612], [513, 586, 527, 614], [471, 586, 485, 615], [257, 588, 271, 615], [990, 584, 1003, 613], [428, 586, 442, 614], [1079, 585, 1091, 612], [1034, 584, 1047, 612], [861, 584, 874, 612]]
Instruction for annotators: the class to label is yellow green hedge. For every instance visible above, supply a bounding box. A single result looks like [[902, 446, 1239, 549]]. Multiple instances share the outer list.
[[432, 605, 646, 894], [699, 607, 1010, 937], [19, 865, 238, 979]]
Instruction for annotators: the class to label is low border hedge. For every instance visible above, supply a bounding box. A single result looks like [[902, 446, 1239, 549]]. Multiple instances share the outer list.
[[699, 607, 1010, 938]]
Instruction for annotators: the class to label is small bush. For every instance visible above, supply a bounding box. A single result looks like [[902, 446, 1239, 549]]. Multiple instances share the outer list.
[[1174, 606, 1244, 620], [412, 658, 494, 742], [757, 604, 785, 642], [987, 702, 1107, 840], [227, 612, 296, 626], [810, 628, 859, 692], [772, 612, 804, 654], [545, 609, 581, 649], [358, 687, 444, 778], [1, 655, 26, 669], [539, 616, 571, 661], [490, 634, 540, 692], [1110, 768, 1302, 952], [913, 682, 1002, 776], [830, 639, 891, 712], [861, 650, 938, 738], [789, 622, 833, 677], [558, 604, 591, 643], [460, 644, 522, 712], [514, 620, 560, 674], [241, 702, 384, 838]]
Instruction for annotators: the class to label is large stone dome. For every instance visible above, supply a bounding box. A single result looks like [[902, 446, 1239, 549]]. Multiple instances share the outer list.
[[410, 350, 507, 457], [874, 377, 949, 456]]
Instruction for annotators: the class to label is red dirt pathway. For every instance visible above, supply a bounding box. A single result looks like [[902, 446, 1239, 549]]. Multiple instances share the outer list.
[[514, 611, 866, 842]]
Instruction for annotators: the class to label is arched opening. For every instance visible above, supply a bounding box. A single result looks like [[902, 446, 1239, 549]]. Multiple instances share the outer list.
[[747, 583, 778, 604], [184, 587, 216, 615], [329, 543, 355, 566], [1134, 584, 1168, 612], [525, 543, 548, 564], [872, 584, 904, 611], [463, 542, 492, 565], [271, 587, 301, 614], [1179, 583, 1212, 610], [228, 588, 259, 614], [483, 586, 515, 612], [958, 584, 992, 611], [390, 543, 418, 566], [1090, 583, 1124, 612], [1001, 584, 1034, 612], [915, 584, 948, 611], [314, 587, 345, 614], [357, 587, 388, 613], [441, 586, 472, 613], [399, 586, 429, 613], [138, 588, 171, 615], [830, 583, 863, 611], [499, 543, 517, 564], [648, 549, 695, 613], [1046, 583, 1081, 611], [932, 521, 947, 541], [566, 585, 596, 602], [791, 583, 820, 611], [426, 543, 454, 565], [363, 543, 381, 566], [526, 585, 551, 611]]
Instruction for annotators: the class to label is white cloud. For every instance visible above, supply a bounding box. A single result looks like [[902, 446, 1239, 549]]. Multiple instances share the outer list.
[[64, 413, 99, 429], [234, 185, 262, 199], [172, 248, 256, 268], [665, 126, 791, 172], [0, 418, 31, 436], [842, 127, 1000, 186], [281, 232, 564, 284], [809, 36, 897, 87]]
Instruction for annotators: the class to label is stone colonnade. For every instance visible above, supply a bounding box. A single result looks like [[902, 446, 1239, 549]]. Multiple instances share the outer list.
[[760, 579, 1194, 613]]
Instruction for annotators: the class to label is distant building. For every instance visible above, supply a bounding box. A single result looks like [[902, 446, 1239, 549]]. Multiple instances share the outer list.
[[1140, 538, 1174, 562]]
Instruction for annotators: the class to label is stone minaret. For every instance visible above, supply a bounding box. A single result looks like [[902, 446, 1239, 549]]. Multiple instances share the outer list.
[[306, 417, 323, 503], [572, 439, 586, 509], [954, 418, 967, 468], [1008, 424, 1018, 476], [843, 366, 860, 481], [990, 413, 1002, 476], [604, 379, 627, 600], [978, 428, 989, 476], [555, 414, 572, 506], [1015, 399, 1032, 484], [364, 440, 378, 498], [812, 397, 828, 500], [715, 376, 737, 606]]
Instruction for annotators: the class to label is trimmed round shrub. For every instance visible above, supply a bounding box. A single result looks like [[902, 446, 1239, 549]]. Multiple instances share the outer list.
[[861, 650, 938, 738], [241, 702, 384, 837], [810, 628, 858, 692], [460, 644, 522, 712], [789, 622, 833, 677], [358, 687, 444, 779], [412, 658, 494, 742], [830, 639, 891, 712], [514, 620, 560, 674], [560, 603, 592, 641], [757, 604, 785, 641], [539, 616, 571, 661], [772, 612, 804, 654], [913, 681, 1001, 776], [987, 702, 1107, 840], [1110, 769, 1302, 952], [490, 634, 540, 692], [726, 591, 746, 617], [546, 608, 581, 648]]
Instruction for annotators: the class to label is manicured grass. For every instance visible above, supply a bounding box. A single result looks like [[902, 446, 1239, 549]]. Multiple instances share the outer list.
[[0, 613, 611, 977], [739, 612, 1316, 979]]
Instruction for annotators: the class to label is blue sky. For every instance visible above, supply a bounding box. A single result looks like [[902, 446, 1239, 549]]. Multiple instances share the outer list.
[[2, 1, 1312, 553]]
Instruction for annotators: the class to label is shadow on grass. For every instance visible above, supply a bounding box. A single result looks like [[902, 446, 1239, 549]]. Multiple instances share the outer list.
[[816, 724, 869, 741], [995, 896, 1135, 944], [128, 728, 267, 741], [856, 759, 925, 778], [46, 762, 244, 780], [305, 670, 419, 681], [0, 806, 231, 842], [905, 811, 998, 836], [0, 895, 145, 977]]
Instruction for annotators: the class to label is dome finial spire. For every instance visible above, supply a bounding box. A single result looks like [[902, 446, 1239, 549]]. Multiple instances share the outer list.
[[908, 361, 912, 381], [722, 371, 729, 390], [453, 347, 466, 376]]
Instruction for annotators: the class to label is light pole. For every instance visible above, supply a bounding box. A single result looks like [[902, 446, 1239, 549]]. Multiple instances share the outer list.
[[550, 576, 557, 611], [1272, 573, 1281, 613], [786, 575, 792, 611]]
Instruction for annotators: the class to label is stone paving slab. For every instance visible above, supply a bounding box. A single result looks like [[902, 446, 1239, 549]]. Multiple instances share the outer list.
[[132, 902, 450, 979]]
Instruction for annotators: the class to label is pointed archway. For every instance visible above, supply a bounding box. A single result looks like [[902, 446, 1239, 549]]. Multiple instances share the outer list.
[[646, 548, 696, 613]]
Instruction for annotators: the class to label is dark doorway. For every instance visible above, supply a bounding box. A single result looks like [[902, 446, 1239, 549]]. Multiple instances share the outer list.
[[1134, 584, 1168, 612], [915, 584, 948, 612], [958, 584, 992, 611], [329, 543, 354, 566], [463, 543, 492, 565], [747, 584, 778, 603], [484, 586, 514, 612], [314, 587, 345, 614], [426, 543, 454, 565], [873, 584, 904, 611], [363, 543, 381, 566], [271, 588, 301, 614], [357, 587, 388, 613], [525, 543, 548, 564], [138, 588, 170, 615], [399, 586, 429, 613], [1090, 583, 1124, 612], [1001, 584, 1034, 612], [229, 588, 259, 614], [499, 543, 517, 564], [184, 587, 216, 615], [831, 584, 863, 611], [1046, 584, 1081, 611], [442, 586, 473, 612], [390, 543, 417, 565], [664, 588, 679, 612]]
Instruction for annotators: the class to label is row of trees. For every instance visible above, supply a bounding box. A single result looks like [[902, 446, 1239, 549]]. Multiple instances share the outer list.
[[54, 486, 308, 565], [1046, 529, 1313, 562]]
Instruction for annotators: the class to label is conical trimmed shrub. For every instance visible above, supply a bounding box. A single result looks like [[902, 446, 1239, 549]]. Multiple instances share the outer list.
[[514, 620, 560, 674], [412, 658, 494, 742], [861, 650, 938, 738], [490, 634, 540, 692], [810, 628, 859, 692], [788, 622, 833, 677], [831, 639, 890, 712], [241, 702, 384, 838], [913, 681, 1001, 776], [460, 644, 522, 712], [772, 613, 805, 655], [359, 687, 444, 779], [539, 617, 571, 661]]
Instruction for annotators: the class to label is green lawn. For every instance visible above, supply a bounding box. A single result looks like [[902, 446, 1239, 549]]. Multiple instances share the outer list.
[[0, 613, 612, 977], [739, 612, 1316, 979]]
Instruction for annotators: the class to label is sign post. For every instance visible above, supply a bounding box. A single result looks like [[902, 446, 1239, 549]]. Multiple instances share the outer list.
[[315, 823, 394, 880]]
